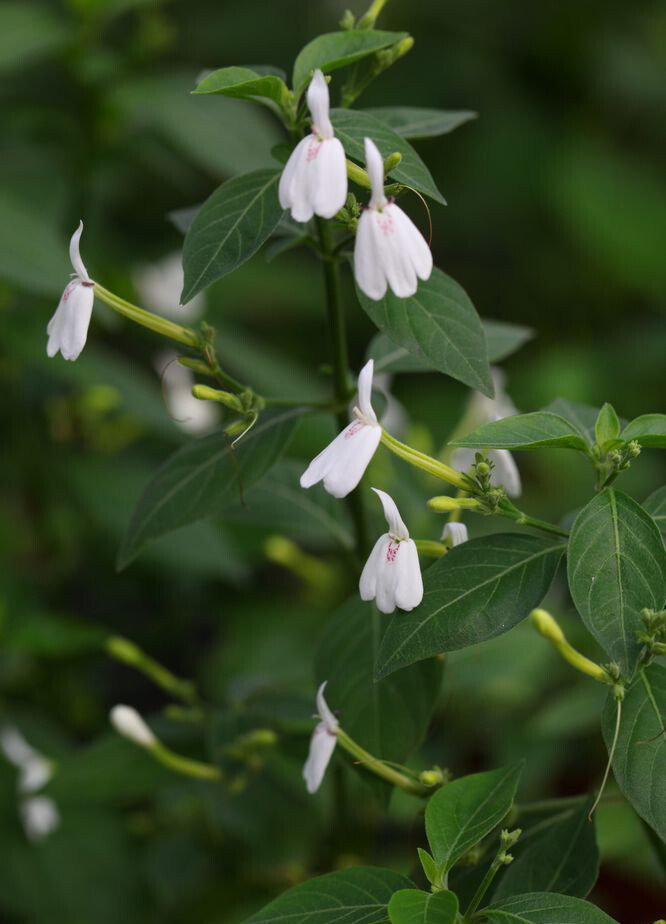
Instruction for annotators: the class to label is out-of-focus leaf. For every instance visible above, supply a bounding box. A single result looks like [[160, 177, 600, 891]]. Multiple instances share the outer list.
[[3, 610, 105, 658], [118, 409, 302, 568], [244, 866, 414, 924], [425, 764, 523, 872], [315, 596, 441, 800], [0, 2, 68, 72], [356, 268, 493, 396], [0, 192, 69, 297], [292, 30, 408, 93], [331, 109, 446, 205], [568, 489, 666, 675], [602, 664, 666, 842], [449, 412, 589, 452], [181, 169, 283, 301], [376, 535, 564, 678], [364, 107, 477, 139]]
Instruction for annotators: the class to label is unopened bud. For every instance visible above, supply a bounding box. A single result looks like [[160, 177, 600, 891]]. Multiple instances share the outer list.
[[419, 766, 448, 787], [192, 384, 242, 411], [627, 439, 641, 458], [384, 152, 402, 173], [530, 608, 565, 644], [339, 9, 355, 29], [475, 461, 491, 477], [428, 495, 481, 513], [110, 705, 156, 749]]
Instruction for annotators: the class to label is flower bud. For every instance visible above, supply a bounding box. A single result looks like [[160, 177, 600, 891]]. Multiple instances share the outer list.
[[530, 608, 565, 644], [110, 705, 156, 749], [383, 152, 402, 173], [427, 496, 481, 513]]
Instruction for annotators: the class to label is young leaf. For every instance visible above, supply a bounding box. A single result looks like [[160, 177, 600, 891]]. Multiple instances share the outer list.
[[363, 107, 477, 140], [331, 108, 446, 205], [492, 797, 599, 900], [449, 412, 589, 452], [292, 30, 408, 93], [567, 489, 666, 676], [376, 534, 564, 678], [481, 893, 619, 924], [594, 403, 620, 449], [243, 866, 414, 924], [643, 486, 666, 535], [620, 413, 666, 448], [181, 169, 283, 302], [193, 66, 288, 104], [543, 399, 629, 450], [118, 408, 302, 569], [368, 319, 533, 374], [417, 848, 440, 887], [388, 889, 458, 924], [425, 764, 523, 872], [314, 595, 441, 800], [356, 267, 494, 397], [601, 664, 666, 842]]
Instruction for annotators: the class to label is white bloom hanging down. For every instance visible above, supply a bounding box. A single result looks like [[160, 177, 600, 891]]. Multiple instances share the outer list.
[[360, 488, 423, 614], [300, 358, 381, 498], [303, 682, 339, 794], [442, 522, 469, 547], [46, 221, 95, 361], [279, 69, 347, 222], [110, 705, 157, 749], [20, 796, 61, 844], [354, 137, 433, 300], [0, 726, 60, 843]]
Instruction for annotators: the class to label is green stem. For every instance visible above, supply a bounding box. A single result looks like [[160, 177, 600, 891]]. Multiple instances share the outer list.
[[336, 728, 432, 797], [151, 743, 223, 782], [105, 636, 198, 705], [497, 500, 569, 539], [93, 283, 199, 348], [315, 217, 368, 557], [588, 697, 622, 820], [463, 860, 502, 922], [381, 430, 476, 492]]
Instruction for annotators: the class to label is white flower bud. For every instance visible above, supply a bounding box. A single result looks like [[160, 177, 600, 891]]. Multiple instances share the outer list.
[[110, 705, 157, 749]]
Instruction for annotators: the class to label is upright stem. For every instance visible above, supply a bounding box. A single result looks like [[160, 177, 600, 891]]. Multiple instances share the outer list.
[[315, 217, 368, 557]]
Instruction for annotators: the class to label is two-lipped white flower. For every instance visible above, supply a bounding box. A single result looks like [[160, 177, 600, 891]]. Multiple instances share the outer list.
[[360, 488, 423, 614], [279, 70, 347, 222], [354, 137, 433, 300], [46, 221, 95, 361], [452, 368, 522, 498], [300, 358, 381, 498], [442, 522, 469, 547], [0, 726, 60, 843], [303, 682, 339, 794]]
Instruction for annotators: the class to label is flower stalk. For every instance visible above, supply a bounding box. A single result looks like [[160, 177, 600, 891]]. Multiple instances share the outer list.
[[105, 636, 199, 705], [529, 609, 614, 685], [93, 283, 199, 348], [335, 728, 433, 797], [380, 430, 474, 491]]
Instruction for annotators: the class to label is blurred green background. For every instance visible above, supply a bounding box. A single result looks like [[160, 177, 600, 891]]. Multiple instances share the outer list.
[[1, 0, 664, 921]]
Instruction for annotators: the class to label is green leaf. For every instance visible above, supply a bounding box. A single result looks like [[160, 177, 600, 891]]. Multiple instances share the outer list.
[[181, 169, 283, 301], [364, 107, 477, 140], [193, 66, 288, 104], [376, 535, 564, 678], [292, 30, 408, 93], [543, 399, 629, 450], [481, 893, 619, 924], [643, 486, 666, 535], [425, 764, 523, 872], [594, 403, 620, 450], [0, 2, 68, 72], [118, 408, 302, 569], [356, 267, 493, 396], [0, 191, 69, 297], [602, 664, 666, 842], [493, 798, 599, 899], [417, 849, 440, 887], [449, 412, 589, 452], [620, 413, 666, 448], [388, 889, 458, 924], [567, 489, 666, 676], [315, 596, 441, 799], [331, 109, 446, 205], [368, 319, 533, 374], [243, 866, 414, 924]]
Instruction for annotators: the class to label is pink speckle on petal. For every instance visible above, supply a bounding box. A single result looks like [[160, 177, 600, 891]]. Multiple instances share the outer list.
[[343, 421, 363, 440], [306, 139, 322, 162], [386, 541, 399, 562], [62, 280, 78, 302], [376, 211, 394, 236]]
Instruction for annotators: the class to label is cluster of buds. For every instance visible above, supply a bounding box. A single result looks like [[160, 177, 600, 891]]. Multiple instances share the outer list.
[[638, 608, 666, 664]]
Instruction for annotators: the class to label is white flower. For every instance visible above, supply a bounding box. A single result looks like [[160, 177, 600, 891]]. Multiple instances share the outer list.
[[442, 522, 469, 547], [134, 251, 206, 321], [20, 796, 60, 843], [46, 221, 95, 361], [452, 368, 522, 497], [110, 705, 157, 749], [300, 358, 381, 498], [360, 488, 423, 614], [0, 726, 54, 793], [156, 350, 219, 435], [279, 69, 347, 222], [354, 137, 433, 300], [303, 682, 339, 794]]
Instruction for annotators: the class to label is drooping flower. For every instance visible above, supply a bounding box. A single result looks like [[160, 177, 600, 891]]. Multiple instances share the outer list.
[[46, 221, 95, 361], [300, 358, 381, 498], [20, 796, 61, 843], [278, 70, 347, 222], [110, 705, 157, 749], [452, 368, 522, 497], [303, 682, 339, 794], [442, 522, 469, 547], [360, 488, 423, 614], [354, 137, 433, 300], [0, 726, 60, 843]]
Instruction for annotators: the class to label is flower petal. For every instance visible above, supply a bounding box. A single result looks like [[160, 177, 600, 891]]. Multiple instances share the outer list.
[[364, 137, 387, 209], [391, 204, 433, 282], [315, 681, 339, 732], [303, 721, 337, 794], [359, 533, 388, 602], [307, 69, 333, 139], [300, 419, 380, 498], [278, 136, 315, 222], [490, 449, 521, 498], [394, 539, 424, 611], [371, 487, 409, 540], [356, 358, 377, 423], [312, 138, 347, 218], [69, 220, 90, 281], [46, 281, 94, 361], [442, 522, 469, 546], [354, 209, 388, 300]]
